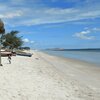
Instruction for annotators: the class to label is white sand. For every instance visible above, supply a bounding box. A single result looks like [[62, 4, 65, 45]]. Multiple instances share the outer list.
[[0, 50, 100, 100]]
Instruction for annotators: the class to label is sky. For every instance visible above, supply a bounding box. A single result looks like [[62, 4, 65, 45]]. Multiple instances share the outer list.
[[0, 0, 100, 49]]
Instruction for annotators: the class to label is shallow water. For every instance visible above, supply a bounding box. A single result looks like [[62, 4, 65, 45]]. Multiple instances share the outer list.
[[43, 50, 100, 66]]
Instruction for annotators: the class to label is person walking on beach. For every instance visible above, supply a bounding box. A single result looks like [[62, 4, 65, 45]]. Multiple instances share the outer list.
[[8, 54, 11, 64]]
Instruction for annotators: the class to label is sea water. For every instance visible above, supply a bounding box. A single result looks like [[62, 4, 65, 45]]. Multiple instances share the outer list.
[[43, 50, 100, 66]]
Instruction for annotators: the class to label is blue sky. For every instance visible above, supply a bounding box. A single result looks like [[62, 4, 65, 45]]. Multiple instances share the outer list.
[[0, 0, 100, 49]]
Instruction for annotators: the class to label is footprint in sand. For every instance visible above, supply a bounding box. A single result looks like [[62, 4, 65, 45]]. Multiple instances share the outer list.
[[35, 58, 39, 60]]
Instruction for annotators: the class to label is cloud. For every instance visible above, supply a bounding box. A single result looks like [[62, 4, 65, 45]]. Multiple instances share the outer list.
[[0, 11, 23, 19], [23, 38, 29, 43], [92, 27, 100, 31], [74, 30, 95, 40], [10, 7, 100, 26], [44, 8, 78, 14], [74, 27, 100, 40], [0, 0, 100, 26], [30, 41, 35, 44], [23, 38, 35, 44]]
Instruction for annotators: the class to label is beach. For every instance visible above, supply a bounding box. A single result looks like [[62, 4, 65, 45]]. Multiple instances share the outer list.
[[0, 50, 100, 100]]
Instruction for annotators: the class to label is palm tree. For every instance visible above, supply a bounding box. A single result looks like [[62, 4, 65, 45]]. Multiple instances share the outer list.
[[0, 19, 5, 66], [0, 19, 5, 34], [3, 31, 23, 51]]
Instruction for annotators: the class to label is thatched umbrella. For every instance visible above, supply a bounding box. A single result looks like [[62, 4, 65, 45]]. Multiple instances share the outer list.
[[0, 19, 5, 66]]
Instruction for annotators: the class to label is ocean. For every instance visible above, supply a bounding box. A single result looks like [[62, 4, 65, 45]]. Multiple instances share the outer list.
[[43, 50, 100, 66]]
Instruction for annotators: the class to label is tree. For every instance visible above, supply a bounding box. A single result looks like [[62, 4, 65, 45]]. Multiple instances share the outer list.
[[3, 31, 23, 50], [0, 19, 5, 66], [0, 19, 5, 34], [0, 19, 5, 44], [19, 47, 30, 50]]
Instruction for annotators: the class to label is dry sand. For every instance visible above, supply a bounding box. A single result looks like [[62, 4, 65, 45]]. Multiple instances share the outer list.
[[0, 50, 100, 100]]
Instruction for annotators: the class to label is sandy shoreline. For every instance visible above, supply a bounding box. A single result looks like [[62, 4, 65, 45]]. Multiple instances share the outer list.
[[0, 50, 100, 100]]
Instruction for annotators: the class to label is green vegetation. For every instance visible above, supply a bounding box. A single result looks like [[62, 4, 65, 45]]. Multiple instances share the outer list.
[[18, 47, 30, 50], [0, 19, 31, 51], [2, 31, 23, 50]]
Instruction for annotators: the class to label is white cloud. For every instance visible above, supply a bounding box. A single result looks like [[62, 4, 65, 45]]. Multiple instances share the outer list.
[[12, 7, 100, 26], [23, 38, 30, 43], [74, 27, 100, 40], [74, 31, 95, 40], [44, 8, 78, 15], [79, 10, 100, 18], [92, 28, 100, 31], [30, 41, 35, 44], [2, 11, 23, 19], [0, 0, 100, 26], [23, 38, 35, 44]]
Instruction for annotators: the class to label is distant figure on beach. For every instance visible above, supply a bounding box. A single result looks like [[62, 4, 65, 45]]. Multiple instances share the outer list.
[[8, 54, 11, 64]]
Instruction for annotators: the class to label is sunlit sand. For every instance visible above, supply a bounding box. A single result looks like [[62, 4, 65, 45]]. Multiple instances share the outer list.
[[0, 50, 100, 100]]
